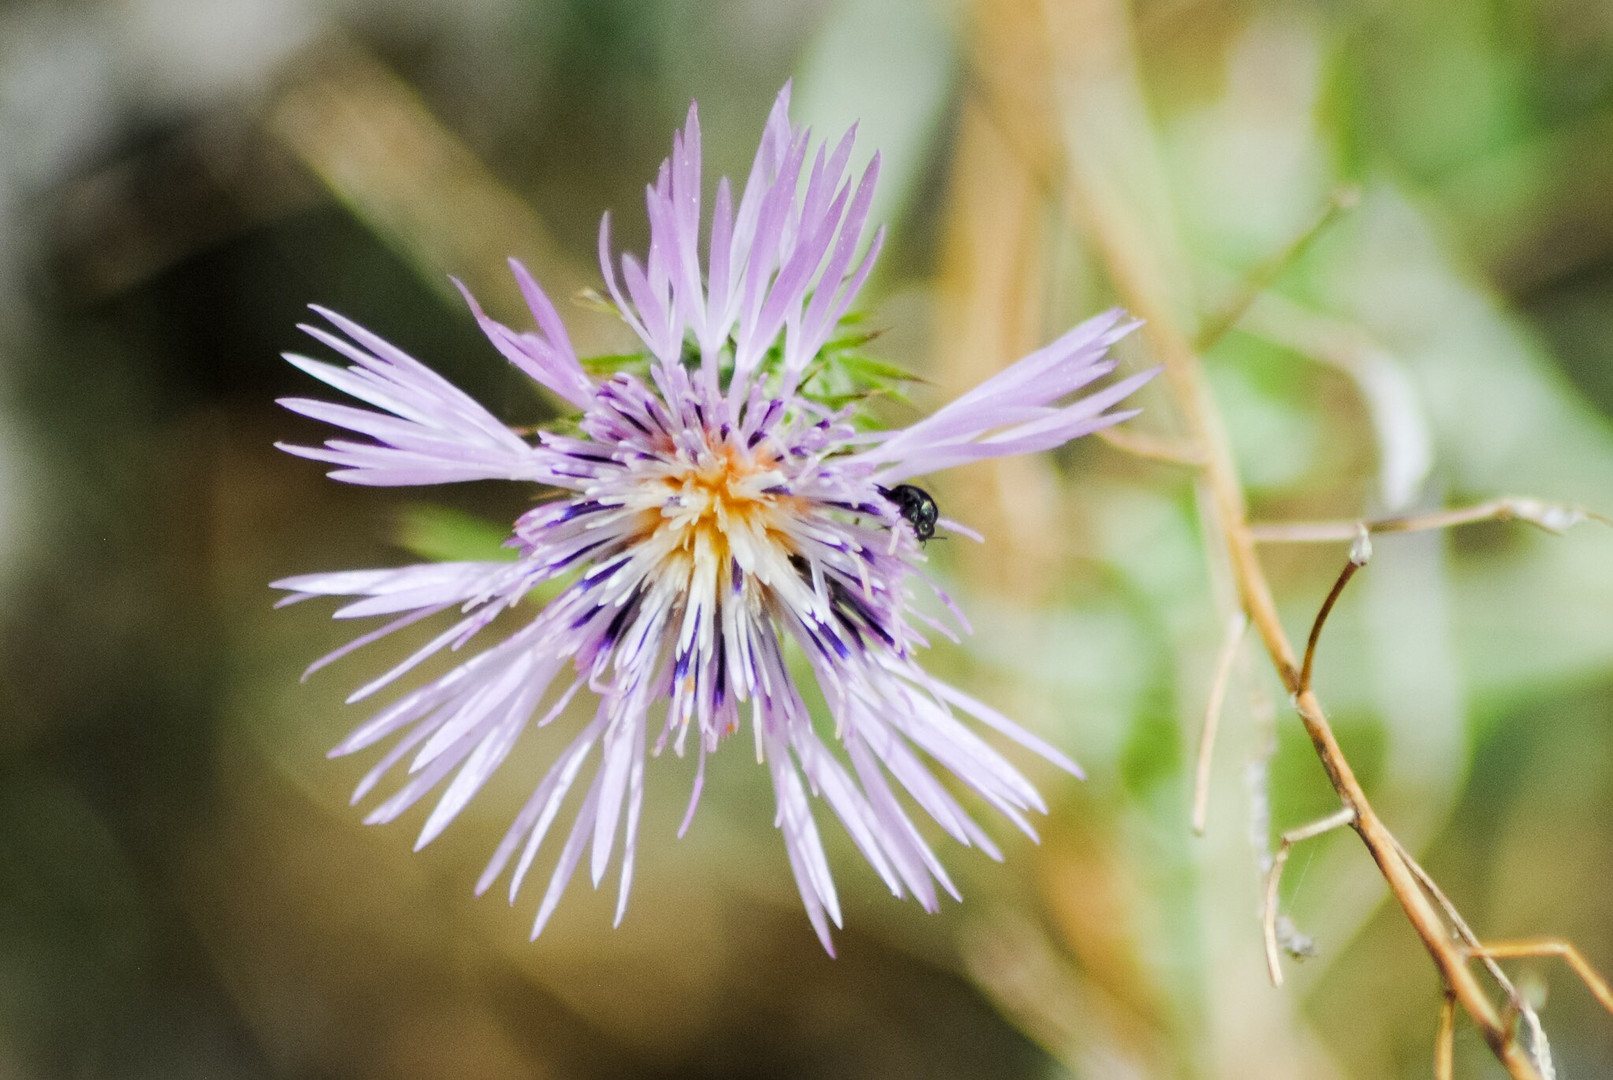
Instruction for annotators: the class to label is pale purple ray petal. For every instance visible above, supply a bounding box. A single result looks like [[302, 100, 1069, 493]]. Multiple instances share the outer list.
[[300, 605, 448, 681], [271, 560, 518, 613], [844, 732, 959, 906], [677, 740, 707, 839], [704, 177, 737, 341], [329, 629, 539, 757], [794, 154, 881, 368], [410, 648, 549, 773], [850, 309, 1150, 482], [362, 719, 486, 826], [851, 705, 999, 857], [531, 770, 606, 939], [455, 272, 596, 410], [590, 706, 641, 887], [613, 715, 647, 926], [277, 313, 551, 486], [767, 727, 842, 929], [350, 704, 453, 805], [793, 731, 903, 898], [597, 212, 657, 352], [914, 668, 1085, 779], [474, 714, 606, 898], [415, 680, 540, 849]]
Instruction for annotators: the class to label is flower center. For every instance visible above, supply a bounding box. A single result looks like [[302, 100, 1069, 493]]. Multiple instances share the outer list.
[[650, 438, 795, 573]]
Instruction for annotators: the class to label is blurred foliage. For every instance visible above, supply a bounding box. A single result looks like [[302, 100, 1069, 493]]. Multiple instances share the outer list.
[[567, 310, 919, 418], [395, 505, 517, 564], [1, 0, 1612, 1078]]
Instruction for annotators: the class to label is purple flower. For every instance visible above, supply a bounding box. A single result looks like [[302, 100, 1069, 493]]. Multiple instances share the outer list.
[[275, 85, 1150, 952]]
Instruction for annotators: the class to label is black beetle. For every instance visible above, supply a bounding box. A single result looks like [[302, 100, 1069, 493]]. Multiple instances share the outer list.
[[877, 484, 940, 543]]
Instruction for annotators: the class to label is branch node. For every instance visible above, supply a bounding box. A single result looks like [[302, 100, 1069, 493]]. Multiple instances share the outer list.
[[1348, 522, 1373, 566]]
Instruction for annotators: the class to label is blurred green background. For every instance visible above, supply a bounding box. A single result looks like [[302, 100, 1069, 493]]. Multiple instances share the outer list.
[[2, 0, 1612, 1077]]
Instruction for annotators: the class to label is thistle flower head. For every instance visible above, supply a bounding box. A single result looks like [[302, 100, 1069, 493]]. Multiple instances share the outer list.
[[276, 85, 1151, 952]]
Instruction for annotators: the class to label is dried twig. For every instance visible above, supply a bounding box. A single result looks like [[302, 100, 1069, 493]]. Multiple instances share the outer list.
[[1262, 806, 1356, 986], [1436, 991, 1457, 1080], [1019, 0, 1611, 1070], [1067, 142, 1552, 1080], [1391, 835, 1523, 1000], [1250, 497, 1613, 544], [1192, 610, 1247, 834], [1390, 839, 1565, 1076], [1470, 940, 1613, 1019]]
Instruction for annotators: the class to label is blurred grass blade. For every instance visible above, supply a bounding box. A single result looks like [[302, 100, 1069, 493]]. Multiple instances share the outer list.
[[396, 504, 516, 563]]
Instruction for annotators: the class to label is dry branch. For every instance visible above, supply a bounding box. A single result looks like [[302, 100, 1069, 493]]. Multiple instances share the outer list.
[[1470, 940, 1613, 1019], [1436, 992, 1457, 1080], [1067, 126, 1556, 1080], [964, 0, 1612, 1072], [1250, 497, 1612, 544]]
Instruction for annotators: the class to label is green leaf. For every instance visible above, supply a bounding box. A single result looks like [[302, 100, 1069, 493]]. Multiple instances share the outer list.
[[578, 352, 652, 375], [395, 505, 518, 563]]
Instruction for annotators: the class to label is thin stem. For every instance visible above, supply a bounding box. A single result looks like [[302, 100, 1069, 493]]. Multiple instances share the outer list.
[[1392, 838, 1565, 1076], [1436, 991, 1457, 1080], [1250, 497, 1612, 544], [1095, 423, 1206, 466], [1075, 179, 1546, 1080], [1299, 530, 1370, 694], [1471, 940, 1613, 1018], [1391, 835, 1522, 1000], [1192, 610, 1247, 835], [1044, 15, 1550, 1071], [1195, 185, 1360, 353], [1262, 806, 1356, 986]]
